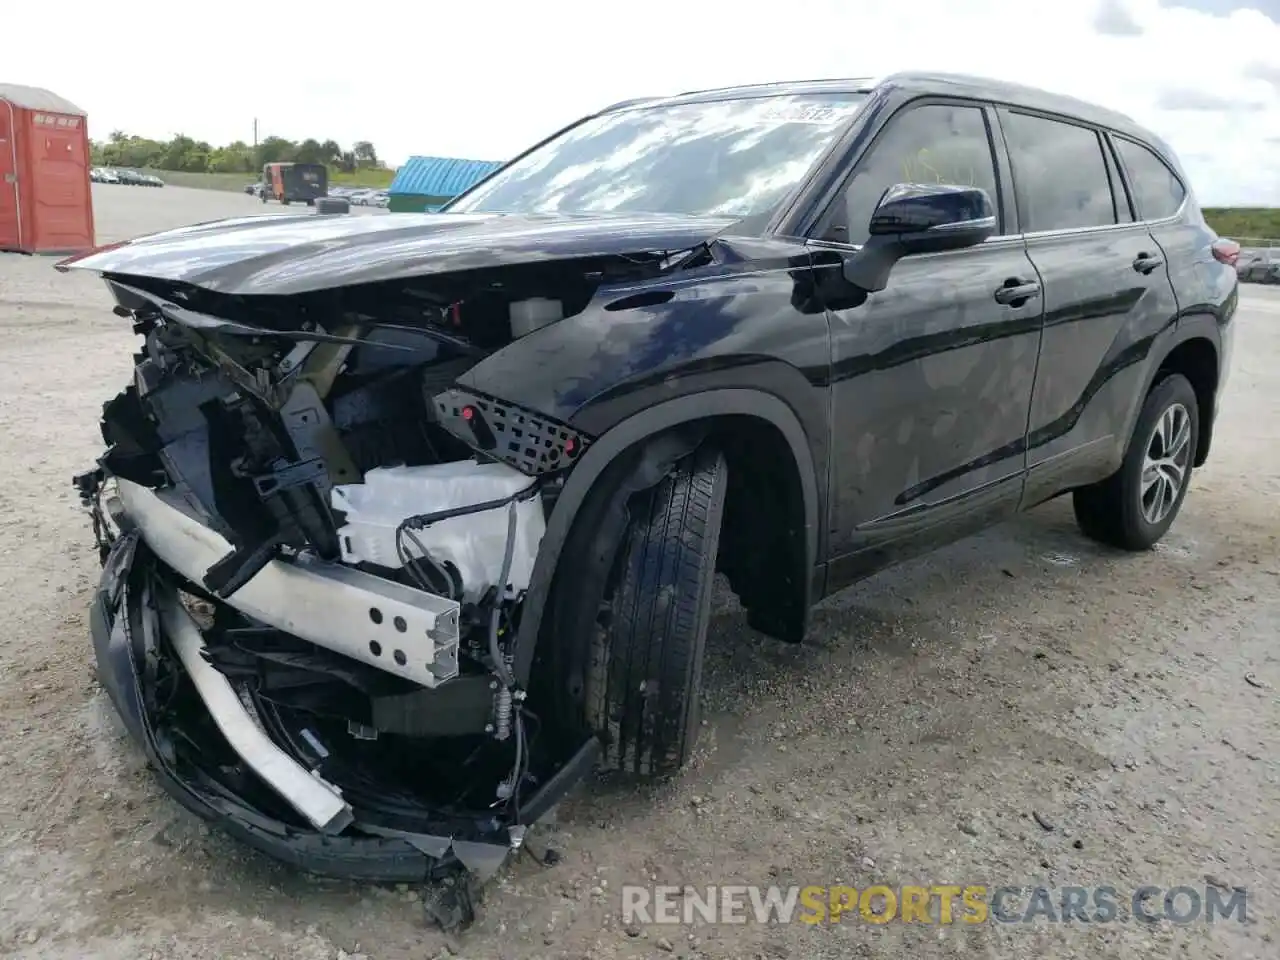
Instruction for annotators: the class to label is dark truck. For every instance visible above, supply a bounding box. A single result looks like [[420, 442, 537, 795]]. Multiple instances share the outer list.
[[61, 72, 1236, 904], [262, 161, 328, 205]]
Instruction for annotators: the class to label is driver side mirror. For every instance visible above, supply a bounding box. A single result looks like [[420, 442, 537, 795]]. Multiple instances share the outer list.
[[842, 183, 997, 292]]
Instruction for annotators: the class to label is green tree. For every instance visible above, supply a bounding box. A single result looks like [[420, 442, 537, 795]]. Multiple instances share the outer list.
[[254, 135, 297, 167], [352, 140, 378, 167], [295, 138, 328, 165], [88, 131, 385, 177]]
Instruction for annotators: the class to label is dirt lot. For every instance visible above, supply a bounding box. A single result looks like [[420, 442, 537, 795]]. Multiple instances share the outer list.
[[0, 184, 1277, 960]]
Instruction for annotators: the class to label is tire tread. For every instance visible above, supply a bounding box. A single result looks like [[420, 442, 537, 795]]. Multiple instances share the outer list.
[[595, 446, 726, 776]]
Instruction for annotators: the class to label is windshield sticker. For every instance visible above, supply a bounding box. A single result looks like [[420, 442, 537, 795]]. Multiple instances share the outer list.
[[756, 103, 860, 126]]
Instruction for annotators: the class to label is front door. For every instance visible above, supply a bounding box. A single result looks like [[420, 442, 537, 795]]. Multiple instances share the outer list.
[[807, 99, 1044, 588], [0, 102, 20, 250]]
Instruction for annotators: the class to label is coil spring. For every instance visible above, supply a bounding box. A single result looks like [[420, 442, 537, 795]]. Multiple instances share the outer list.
[[493, 686, 513, 741]]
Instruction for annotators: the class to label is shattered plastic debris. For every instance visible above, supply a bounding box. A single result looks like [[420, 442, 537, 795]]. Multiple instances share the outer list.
[[1040, 553, 1079, 567]]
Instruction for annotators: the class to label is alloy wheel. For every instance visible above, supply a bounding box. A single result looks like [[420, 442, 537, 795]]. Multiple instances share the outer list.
[[1140, 401, 1192, 525]]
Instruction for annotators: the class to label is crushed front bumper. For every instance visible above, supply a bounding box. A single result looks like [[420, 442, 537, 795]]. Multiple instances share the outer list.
[[88, 504, 598, 885]]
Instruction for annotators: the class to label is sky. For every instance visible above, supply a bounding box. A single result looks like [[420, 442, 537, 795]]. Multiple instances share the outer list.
[[4, 0, 1279, 205]]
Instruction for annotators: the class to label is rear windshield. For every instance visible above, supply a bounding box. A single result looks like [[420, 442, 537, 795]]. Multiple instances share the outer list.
[[447, 92, 867, 220]]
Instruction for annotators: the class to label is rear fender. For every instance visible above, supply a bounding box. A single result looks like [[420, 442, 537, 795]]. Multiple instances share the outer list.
[[1118, 312, 1223, 467]]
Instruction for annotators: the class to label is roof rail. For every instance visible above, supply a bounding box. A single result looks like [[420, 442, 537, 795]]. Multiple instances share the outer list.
[[670, 77, 876, 98], [596, 96, 661, 113]]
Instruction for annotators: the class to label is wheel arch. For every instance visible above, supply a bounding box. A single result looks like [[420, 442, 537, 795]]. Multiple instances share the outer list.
[[1133, 320, 1221, 469], [510, 389, 821, 685], [1152, 335, 1219, 467]]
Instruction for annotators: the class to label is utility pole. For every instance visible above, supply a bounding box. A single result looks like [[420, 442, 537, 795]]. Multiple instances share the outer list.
[[252, 118, 258, 149]]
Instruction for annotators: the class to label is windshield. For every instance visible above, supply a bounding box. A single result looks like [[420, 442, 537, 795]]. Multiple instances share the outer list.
[[447, 92, 867, 219]]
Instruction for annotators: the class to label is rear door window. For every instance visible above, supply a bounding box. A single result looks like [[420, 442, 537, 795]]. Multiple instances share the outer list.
[[1112, 137, 1186, 221], [999, 110, 1119, 233]]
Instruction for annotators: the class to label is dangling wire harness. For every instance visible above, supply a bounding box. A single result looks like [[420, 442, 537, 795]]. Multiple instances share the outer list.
[[391, 487, 536, 812]]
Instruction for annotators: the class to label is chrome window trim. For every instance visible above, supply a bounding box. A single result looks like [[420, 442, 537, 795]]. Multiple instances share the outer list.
[[1019, 193, 1189, 240]]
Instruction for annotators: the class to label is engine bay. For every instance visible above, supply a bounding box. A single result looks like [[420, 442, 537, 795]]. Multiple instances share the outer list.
[[70, 258, 671, 878]]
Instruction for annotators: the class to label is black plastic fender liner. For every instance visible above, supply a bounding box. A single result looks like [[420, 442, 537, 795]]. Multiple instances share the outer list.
[[509, 389, 821, 687]]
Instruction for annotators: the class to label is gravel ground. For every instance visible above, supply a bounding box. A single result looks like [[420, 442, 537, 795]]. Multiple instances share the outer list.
[[0, 184, 1277, 960]]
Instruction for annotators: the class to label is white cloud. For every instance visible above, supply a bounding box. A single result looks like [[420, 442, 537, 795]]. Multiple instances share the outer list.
[[3, 0, 1278, 204]]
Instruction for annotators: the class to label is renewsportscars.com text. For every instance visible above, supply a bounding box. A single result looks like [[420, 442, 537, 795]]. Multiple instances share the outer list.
[[621, 883, 1248, 926]]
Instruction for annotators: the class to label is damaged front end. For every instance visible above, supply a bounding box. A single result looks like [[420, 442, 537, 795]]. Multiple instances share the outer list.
[[67, 229, 704, 891]]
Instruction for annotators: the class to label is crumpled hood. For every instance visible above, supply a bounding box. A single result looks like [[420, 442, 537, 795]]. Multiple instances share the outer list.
[[56, 210, 738, 296]]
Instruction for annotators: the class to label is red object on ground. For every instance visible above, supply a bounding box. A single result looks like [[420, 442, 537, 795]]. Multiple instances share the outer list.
[[0, 83, 95, 255]]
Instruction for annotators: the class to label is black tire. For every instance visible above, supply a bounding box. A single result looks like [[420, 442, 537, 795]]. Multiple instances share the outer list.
[[578, 445, 728, 777], [1073, 373, 1199, 550]]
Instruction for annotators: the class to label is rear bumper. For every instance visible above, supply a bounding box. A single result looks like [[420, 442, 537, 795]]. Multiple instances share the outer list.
[[88, 515, 598, 884]]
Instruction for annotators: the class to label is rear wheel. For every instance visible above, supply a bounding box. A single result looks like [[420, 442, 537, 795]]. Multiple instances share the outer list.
[[560, 445, 728, 777], [1073, 373, 1198, 550]]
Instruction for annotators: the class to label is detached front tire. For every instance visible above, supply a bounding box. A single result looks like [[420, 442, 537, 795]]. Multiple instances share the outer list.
[[1073, 373, 1199, 550], [575, 445, 728, 777]]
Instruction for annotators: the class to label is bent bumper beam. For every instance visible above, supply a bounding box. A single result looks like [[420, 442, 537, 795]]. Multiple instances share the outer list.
[[157, 585, 354, 834], [115, 479, 461, 688]]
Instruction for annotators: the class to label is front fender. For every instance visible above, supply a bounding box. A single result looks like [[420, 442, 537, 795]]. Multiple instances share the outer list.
[[454, 238, 830, 425]]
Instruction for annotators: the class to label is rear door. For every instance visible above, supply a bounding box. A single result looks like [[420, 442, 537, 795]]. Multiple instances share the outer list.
[[0, 102, 20, 249], [999, 108, 1180, 506], [1110, 133, 1231, 315]]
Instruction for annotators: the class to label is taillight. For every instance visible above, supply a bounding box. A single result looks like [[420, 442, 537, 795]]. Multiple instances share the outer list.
[[1211, 238, 1240, 267]]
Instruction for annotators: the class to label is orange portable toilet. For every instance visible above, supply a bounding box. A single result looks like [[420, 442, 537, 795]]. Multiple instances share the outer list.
[[0, 83, 95, 255]]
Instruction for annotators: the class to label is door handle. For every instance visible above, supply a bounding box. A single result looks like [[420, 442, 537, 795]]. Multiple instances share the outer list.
[[1133, 253, 1164, 275], [994, 279, 1041, 306]]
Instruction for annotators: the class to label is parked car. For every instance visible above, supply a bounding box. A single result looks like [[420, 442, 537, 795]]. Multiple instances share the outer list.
[[95, 168, 121, 184], [139, 173, 165, 188], [348, 189, 376, 206], [1237, 252, 1278, 283], [114, 169, 148, 186], [60, 72, 1236, 887], [371, 190, 390, 208]]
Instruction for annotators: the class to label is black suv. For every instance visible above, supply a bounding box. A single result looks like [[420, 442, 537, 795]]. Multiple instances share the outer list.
[[63, 72, 1237, 884]]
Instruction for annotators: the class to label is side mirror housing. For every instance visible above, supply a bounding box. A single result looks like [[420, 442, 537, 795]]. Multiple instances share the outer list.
[[842, 183, 997, 292]]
